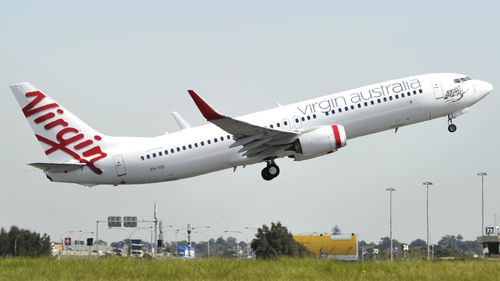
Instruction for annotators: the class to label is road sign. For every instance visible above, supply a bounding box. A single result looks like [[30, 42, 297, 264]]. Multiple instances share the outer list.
[[108, 216, 122, 228], [123, 216, 138, 227]]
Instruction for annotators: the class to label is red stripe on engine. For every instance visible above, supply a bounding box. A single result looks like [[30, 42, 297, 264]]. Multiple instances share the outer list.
[[332, 125, 341, 149]]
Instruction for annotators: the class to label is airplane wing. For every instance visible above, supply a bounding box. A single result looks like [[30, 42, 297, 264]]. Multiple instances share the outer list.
[[188, 90, 298, 158]]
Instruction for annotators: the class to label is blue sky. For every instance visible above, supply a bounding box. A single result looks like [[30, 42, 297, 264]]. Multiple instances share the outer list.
[[1, 0, 499, 244]]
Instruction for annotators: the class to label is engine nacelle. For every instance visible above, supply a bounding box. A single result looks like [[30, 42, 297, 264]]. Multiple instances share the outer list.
[[292, 124, 347, 161]]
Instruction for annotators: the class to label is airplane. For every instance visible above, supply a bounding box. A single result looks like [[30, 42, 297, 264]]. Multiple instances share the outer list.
[[10, 73, 492, 186]]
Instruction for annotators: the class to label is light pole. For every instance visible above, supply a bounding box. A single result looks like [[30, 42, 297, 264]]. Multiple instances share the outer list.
[[422, 181, 434, 261], [191, 225, 210, 257], [225, 230, 250, 258], [386, 188, 396, 262], [477, 172, 488, 237], [193, 231, 211, 258]]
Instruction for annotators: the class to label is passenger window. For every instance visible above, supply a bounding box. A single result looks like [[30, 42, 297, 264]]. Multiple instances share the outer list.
[[159, 151, 162, 156], [313, 114, 317, 119], [395, 95, 399, 99], [401, 93, 405, 98], [194, 143, 198, 148], [454, 78, 461, 83], [201, 141, 205, 146], [171, 149, 174, 153], [307, 116, 311, 120], [370, 100, 375, 105], [153, 153, 156, 158], [270, 124, 274, 128], [220, 136, 224, 141], [165, 150, 168, 155], [377, 99, 381, 103], [214, 138, 218, 143], [350, 105, 354, 110], [338, 108, 342, 113], [413, 90, 417, 95], [284, 121, 288, 126], [188, 144, 192, 149], [331, 109, 335, 114], [177, 147, 180, 152], [383, 97, 387, 102], [419, 89, 423, 93], [182, 146, 186, 150], [295, 118, 299, 123], [364, 102, 368, 107], [208, 140, 211, 144], [276, 123, 280, 127], [357, 104, 361, 108], [389, 96, 393, 101], [344, 106, 348, 111], [141, 156, 144, 160], [325, 111, 329, 116], [301, 117, 305, 121], [147, 155, 150, 159]]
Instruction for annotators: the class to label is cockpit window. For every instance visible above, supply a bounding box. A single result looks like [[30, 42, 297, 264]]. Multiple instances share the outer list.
[[454, 76, 472, 83]]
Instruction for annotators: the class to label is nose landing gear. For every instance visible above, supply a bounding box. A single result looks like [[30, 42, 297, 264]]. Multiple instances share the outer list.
[[447, 114, 457, 133], [261, 160, 280, 181]]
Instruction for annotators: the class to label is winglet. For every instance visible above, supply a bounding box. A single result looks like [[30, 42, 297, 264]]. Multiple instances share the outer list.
[[188, 90, 224, 121]]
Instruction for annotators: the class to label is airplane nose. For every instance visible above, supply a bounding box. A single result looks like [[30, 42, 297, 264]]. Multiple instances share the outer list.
[[483, 81, 494, 94]]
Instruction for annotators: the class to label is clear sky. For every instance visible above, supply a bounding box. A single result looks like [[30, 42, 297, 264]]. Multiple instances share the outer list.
[[1, 0, 499, 245]]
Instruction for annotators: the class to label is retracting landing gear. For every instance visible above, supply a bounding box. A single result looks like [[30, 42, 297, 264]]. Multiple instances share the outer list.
[[261, 160, 280, 181], [447, 114, 457, 133]]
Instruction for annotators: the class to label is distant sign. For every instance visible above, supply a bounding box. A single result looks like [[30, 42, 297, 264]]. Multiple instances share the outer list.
[[123, 216, 138, 228], [108, 216, 122, 228], [403, 244, 409, 251]]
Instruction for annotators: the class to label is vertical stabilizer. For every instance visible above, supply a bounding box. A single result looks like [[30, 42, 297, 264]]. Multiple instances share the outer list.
[[10, 82, 108, 174]]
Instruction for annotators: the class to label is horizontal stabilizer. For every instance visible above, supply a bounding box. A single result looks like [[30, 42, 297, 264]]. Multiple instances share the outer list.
[[29, 162, 86, 173]]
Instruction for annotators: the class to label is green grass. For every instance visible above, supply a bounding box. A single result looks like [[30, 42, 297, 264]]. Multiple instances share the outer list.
[[0, 258, 499, 281]]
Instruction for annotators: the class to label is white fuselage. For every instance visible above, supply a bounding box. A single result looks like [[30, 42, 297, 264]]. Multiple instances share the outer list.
[[44, 73, 492, 186]]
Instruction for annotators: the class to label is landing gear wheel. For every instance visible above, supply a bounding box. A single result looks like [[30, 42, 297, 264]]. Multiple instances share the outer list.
[[261, 168, 273, 181], [261, 162, 280, 181], [267, 163, 280, 178], [447, 115, 457, 133]]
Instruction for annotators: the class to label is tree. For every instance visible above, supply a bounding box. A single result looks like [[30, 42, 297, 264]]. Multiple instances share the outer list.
[[332, 225, 342, 235], [0, 226, 51, 257], [409, 238, 427, 249], [250, 222, 312, 259]]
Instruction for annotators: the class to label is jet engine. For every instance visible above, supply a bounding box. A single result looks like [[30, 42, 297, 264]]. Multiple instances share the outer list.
[[292, 124, 347, 161]]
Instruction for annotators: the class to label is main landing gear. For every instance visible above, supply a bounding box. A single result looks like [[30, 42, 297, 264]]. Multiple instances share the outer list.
[[447, 114, 457, 133], [261, 160, 280, 181]]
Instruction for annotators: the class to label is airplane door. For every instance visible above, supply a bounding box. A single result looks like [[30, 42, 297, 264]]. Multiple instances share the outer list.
[[432, 80, 444, 99], [113, 155, 127, 177]]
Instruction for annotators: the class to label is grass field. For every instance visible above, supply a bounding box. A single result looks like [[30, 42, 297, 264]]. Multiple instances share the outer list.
[[0, 258, 499, 281]]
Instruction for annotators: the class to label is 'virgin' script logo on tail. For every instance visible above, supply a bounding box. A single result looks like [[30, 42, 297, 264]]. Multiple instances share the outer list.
[[23, 91, 107, 174]]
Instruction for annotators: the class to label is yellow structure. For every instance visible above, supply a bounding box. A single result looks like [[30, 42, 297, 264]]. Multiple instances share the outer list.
[[294, 233, 358, 261]]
